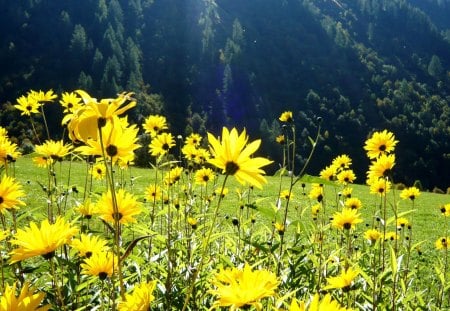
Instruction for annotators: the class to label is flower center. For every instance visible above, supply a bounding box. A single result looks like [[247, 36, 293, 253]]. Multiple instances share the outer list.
[[98, 272, 108, 280], [343, 222, 352, 230], [113, 212, 123, 221], [106, 145, 118, 157], [225, 161, 240, 175], [379, 144, 386, 151], [0, 197, 3, 204], [42, 251, 55, 260], [162, 143, 170, 150], [98, 117, 107, 128], [202, 175, 209, 182]]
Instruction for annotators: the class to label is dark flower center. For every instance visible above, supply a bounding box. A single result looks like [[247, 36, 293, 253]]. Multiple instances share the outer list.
[[343, 222, 352, 230], [98, 117, 107, 128], [42, 251, 55, 260], [379, 144, 386, 151], [225, 161, 240, 175], [0, 197, 3, 204], [85, 251, 93, 258], [162, 143, 170, 150], [202, 175, 209, 182], [317, 194, 323, 202], [98, 272, 108, 280], [26, 105, 32, 111], [441, 207, 446, 213], [106, 145, 118, 157], [113, 212, 123, 221], [68, 103, 73, 108], [97, 169, 103, 174]]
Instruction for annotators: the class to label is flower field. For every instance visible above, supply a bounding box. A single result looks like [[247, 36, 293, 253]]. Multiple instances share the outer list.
[[0, 90, 449, 310]]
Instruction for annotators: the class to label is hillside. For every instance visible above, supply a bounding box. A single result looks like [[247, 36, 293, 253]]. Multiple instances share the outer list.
[[0, 0, 449, 189]]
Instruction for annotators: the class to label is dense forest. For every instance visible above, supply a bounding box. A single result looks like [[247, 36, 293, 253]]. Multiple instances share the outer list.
[[0, 0, 449, 189]]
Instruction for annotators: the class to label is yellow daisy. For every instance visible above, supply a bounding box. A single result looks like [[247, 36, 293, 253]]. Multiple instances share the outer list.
[[367, 154, 395, 180], [90, 162, 107, 180], [324, 267, 359, 291], [97, 189, 142, 225], [145, 184, 162, 202], [400, 186, 421, 201], [9, 217, 78, 263], [319, 165, 336, 181], [185, 133, 202, 147], [14, 95, 41, 116], [364, 229, 381, 243], [71, 234, 109, 258], [35, 139, 73, 162], [149, 132, 176, 157], [367, 177, 391, 196], [59, 91, 83, 114], [81, 251, 115, 280], [292, 293, 353, 311], [163, 166, 184, 186], [0, 176, 26, 213], [337, 169, 356, 185], [279, 111, 293, 122], [209, 263, 279, 310], [208, 127, 273, 189], [331, 208, 363, 230], [364, 129, 398, 159], [118, 281, 157, 311], [0, 282, 50, 311], [142, 114, 168, 137], [332, 155, 352, 171], [344, 197, 362, 210], [75, 199, 98, 219], [435, 237, 449, 250], [194, 167, 215, 186]]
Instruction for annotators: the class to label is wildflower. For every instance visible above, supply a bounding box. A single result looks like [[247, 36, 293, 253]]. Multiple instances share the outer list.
[[59, 91, 82, 114], [67, 90, 136, 143], [384, 231, 398, 241], [81, 251, 115, 280], [337, 169, 356, 185], [440, 203, 450, 217], [332, 155, 352, 171], [71, 234, 109, 258], [341, 187, 353, 198], [367, 154, 396, 180], [149, 132, 176, 157], [308, 184, 324, 202], [29, 89, 58, 102], [364, 130, 398, 159], [187, 217, 198, 230], [435, 237, 449, 250], [368, 177, 391, 196], [400, 187, 421, 201], [76, 118, 140, 164], [324, 267, 359, 291], [0, 176, 26, 213], [207, 127, 273, 189], [118, 281, 157, 311], [280, 189, 293, 200], [163, 166, 184, 186], [331, 208, 363, 230], [344, 197, 362, 210], [215, 187, 229, 198], [289, 293, 352, 311], [0, 136, 21, 164], [145, 184, 162, 202], [274, 222, 285, 235], [396, 217, 410, 229], [185, 133, 202, 147], [182, 144, 198, 162], [9, 217, 78, 263], [311, 204, 320, 219], [75, 199, 98, 219], [143, 114, 168, 137], [97, 189, 142, 225], [319, 165, 336, 181], [275, 134, 286, 145], [32, 156, 51, 168], [364, 229, 381, 243], [90, 162, 107, 180], [194, 167, 215, 186], [14, 95, 41, 116], [0, 282, 50, 311], [279, 111, 293, 122], [209, 263, 279, 310], [35, 140, 73, 162], [195, 147, 211, 164]]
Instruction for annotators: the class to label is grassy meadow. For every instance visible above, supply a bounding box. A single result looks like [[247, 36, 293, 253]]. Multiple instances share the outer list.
[[1, 90, 450, 311]]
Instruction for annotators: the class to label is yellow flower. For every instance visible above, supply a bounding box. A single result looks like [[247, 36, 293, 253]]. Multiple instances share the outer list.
[[367, 177, 391, 196], [215, 187, 229, 198], [337, 169, 356, 185], [324, 267, 359, 291], [145, 184, 162, 202], [275, 134, 286, 145], [9, 217, 78, 263], [0, 136, 21, 164], [293, 293, 353, 311], [440, 204, 450, 217], [29, 89, 57, 102], [207, 127, 273, 189], [81, 251, 115, 280], [344, 197, 362, 210], [209, 263, 279, 310], [32, 156, 51, 168], [187, 217, 198, 230], [75, 199, 98, 219], [384, 231, 398, 241], [0, 282, 50, 311], [149, 132, 176, 157], [118, 281, 157, 311], [367, 154, 395, 180], [319, 165, 336, 181], [71, 234, 109, 258], [163, 166, 184, 186], [400, 187, 421, 201], [308, 184, 324, 202], [143, 114, 168, 137], [185, 133, 202, 147], [194, 167, 215, 186], [341, 187, 353, 198], [76, 117, 140, 164], [311, 204, 320, 218], [331, 208, 363, 230], [97, 189, 142, 225], [67, 90, 136, 143], [435, 237, 449, 250], [59, 91, 82, 114], [332, 155, 352, 171], [279, 111, 293, 122], [14, 95, 41, 116], [274, 222, 285, 235], [0, 176, 26, 213], [396, 217, 410, 229], [280, 189, 293, 200], [35, 140, 73, 162], [90, 162, 107, 180], [364, 229, 381, 243], [364, 129, 398, 159]]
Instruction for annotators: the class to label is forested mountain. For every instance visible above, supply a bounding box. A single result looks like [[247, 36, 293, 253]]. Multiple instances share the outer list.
[[1, 0, 449, 189]]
